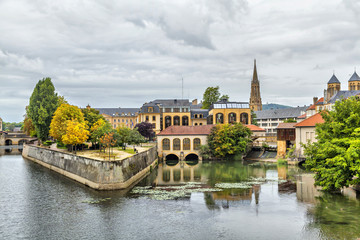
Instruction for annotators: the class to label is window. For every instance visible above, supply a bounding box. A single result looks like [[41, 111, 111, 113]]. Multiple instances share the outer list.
[[183, 138, 190, 150], [165, 108, 171, 113], [199, 114, 203, 118], [146, 116, 149, 121], [122, 119, 124, 122], [195, 123, 198, 126], [173, 116, 180, 125], [228, 113, 236, 123], [182, 116, 189, 126], [193, 138, 201, 150], [162, 138, 170, 150], [174, 108, 180, 112], [148, 107, 153, 113], [165, 116, 171, 128], [199, 123, 202, 125], [114, 119, 116, 123], [216, 113, 224, 124], [240, 113, 249, 124], [152, 116, 156, 121], [173, 138, 181, 150], [152, 123, 156, 129], [194, 114, 198, 119], [271, 123, 278, 126]]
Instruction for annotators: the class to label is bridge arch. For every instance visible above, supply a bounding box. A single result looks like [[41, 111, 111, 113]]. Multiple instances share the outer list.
[[5, 139, 12, 146], [185, 153, 199, 161], [18, 139, 28, 146], [165, 154, 180, 166]]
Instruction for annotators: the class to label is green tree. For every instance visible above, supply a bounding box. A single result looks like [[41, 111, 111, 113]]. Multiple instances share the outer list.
[[207, 123, 252, 158], [283, 118, 296, 123], [28, 78, 58, 142], [90, 119, 112, 149], [202, 86, 225, 109], [251, 110, 258, 126], [304, 96, 360, 191], [81, 107, 105, 130], [116, 127, 146, 148]]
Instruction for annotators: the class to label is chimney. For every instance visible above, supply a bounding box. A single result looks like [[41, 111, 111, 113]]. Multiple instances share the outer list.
[[313, 97, 318, 105], [192, 99, 198, 105]]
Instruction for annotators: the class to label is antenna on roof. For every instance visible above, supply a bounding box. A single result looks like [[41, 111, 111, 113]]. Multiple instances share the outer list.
[[182, 76, 184, 100]]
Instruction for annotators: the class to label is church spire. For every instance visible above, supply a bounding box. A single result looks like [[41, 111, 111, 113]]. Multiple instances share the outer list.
[[249, 59, 262, 111], [252, 59, 259, 83]]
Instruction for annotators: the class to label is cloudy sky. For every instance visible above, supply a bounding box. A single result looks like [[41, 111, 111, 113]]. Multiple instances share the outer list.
[[1, 0, 360, 122]]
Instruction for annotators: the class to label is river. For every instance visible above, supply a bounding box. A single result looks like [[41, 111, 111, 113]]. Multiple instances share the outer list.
[[1, 152, 360, 240]]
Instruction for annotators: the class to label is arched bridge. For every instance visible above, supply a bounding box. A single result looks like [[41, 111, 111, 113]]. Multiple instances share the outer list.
[[0, 132, 37, 146]]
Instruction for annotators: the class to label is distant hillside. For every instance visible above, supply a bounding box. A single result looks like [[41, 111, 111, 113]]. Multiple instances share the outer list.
[[262, 103, 292, 110]]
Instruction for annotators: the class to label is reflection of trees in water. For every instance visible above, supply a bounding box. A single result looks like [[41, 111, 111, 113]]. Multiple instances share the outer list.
[[307, 193, 360, 239]]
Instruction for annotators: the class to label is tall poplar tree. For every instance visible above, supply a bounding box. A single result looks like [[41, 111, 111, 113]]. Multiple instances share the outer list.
[[28, 78, 58, 142]]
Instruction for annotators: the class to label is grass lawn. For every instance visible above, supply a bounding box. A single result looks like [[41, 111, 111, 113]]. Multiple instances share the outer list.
[[118, 148, 136, 154]]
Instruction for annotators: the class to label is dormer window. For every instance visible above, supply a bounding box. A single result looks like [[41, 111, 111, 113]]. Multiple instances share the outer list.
[[148, 107, 153, 113]]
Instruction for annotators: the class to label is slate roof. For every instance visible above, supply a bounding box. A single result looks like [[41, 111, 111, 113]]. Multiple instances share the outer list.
[[276, 123, 297, 129], [328, 74, 340, 84], [349, 72, 360, 82], [151, 99, 190, 107], [328, 90, 360, 104], [96, 108, 139, 117], [190, 109, 209, 119], [254, 106, 308, 120], [294, 113, 324, 127], [157, 125, 214, 136], [140, 101, 161, 113]]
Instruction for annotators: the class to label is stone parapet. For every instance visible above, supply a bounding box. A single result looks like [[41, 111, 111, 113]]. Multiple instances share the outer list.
[[22, 144, 157, 190]]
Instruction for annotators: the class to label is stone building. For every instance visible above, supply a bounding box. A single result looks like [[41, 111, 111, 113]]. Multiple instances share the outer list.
[[207, 99, 251, 125], [0, 117, 2, 131], [294, 113, 324, 159], [276, 123, 296, 158], [249, 59, 262, 111], [96, 108, 139, 129], [325, 74, 341, 102], [157, 125, 214, 161]]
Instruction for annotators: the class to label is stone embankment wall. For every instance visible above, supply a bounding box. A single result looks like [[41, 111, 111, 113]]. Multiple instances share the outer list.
[[22, 145, 157, 190], [0, 134, 5, 146]]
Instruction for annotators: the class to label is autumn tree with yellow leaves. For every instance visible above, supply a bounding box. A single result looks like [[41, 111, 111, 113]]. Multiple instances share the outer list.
[[62, 120, 89, 153], [49, 104, 90, 152]]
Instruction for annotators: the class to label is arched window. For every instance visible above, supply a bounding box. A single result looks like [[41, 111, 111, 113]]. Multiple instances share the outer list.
[[173, 116, 180, 126], [228, 112, 237, 123], [183, 138, 190, 150], [165, 116, 171, 128], [195, 123, 198, 126], [199, 114, 203, 118], [240, 113, 249, 124], [216, 113, 224, 124], [194, 114, 198, 119], [162, 138, 170, 150], [182, 116, 189, 126], [193, 138, 201, 150], [173, 138, 181, 150]]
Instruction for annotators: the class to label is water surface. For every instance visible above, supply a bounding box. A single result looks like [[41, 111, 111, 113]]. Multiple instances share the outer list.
[[1, 154, 359, 240]]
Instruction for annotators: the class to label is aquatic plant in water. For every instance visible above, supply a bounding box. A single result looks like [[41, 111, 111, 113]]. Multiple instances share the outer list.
[[82, 198, 111, 204]]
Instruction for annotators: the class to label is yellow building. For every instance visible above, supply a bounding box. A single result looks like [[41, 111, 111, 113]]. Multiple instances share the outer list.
[[157, 125, 214, 161], [207, 99, 251, 125], [97, 108, 139, 129]]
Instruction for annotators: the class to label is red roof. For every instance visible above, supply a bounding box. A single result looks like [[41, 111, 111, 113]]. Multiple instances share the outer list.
[[294, 113, 324, 127], [157, 125, 215, 136], [306, 97, 324, 111], [246, 124, 265, 132], [298, 113, 306, 119]]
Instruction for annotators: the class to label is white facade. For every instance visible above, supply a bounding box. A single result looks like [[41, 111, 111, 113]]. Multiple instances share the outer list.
[[295, 126, 317, 158]]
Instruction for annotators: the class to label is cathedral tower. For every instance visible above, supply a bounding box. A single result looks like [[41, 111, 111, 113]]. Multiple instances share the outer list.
[[326, 74, 341, 101], [249, 59, 262, 111], [348, 71, 360, 91]]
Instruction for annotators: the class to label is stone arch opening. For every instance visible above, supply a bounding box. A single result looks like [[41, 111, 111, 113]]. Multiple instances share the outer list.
[[5, 139, 12, 146], [228, 112, 237, 123], [165, 154, 179, 166], [185, 153, 199, 162], [216, 113, 224, 124], [165, 116, 172, 128], [18, 139, 27, 146], [182, 116, 189, 126], [240, 113, 249, 124], [173, 116, 180, 126]]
